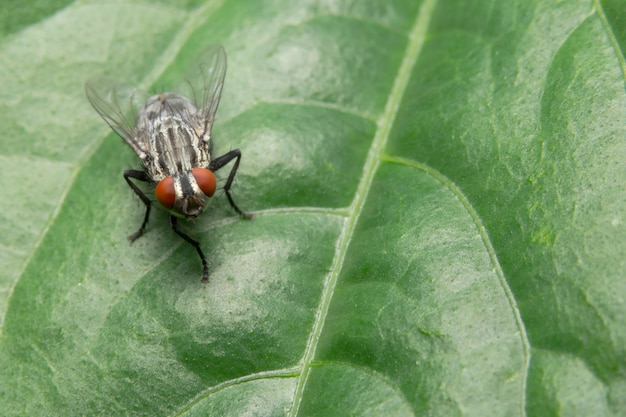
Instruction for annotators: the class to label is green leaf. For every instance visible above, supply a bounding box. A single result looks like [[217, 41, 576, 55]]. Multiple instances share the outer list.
[[1, 0, 624, 416]]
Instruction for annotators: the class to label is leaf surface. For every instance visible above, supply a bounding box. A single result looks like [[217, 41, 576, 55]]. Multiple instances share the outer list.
[[0, 1, 624, 416]]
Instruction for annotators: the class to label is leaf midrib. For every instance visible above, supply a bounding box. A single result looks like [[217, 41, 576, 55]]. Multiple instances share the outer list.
[[288, 0, 439, 414]]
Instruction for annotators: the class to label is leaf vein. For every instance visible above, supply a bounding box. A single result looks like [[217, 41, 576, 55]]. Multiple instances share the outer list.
[[382, 154, 531, 417], [593, 0, 626, 82], [288, 0, 439, 414]]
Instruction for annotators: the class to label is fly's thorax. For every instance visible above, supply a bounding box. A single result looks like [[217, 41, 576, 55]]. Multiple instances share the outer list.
[[155, 168, 217, 218], [136, 94, 212, 181], [134, 93, 215, 217]]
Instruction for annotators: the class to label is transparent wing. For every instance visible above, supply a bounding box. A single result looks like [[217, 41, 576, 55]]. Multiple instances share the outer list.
[[85, 77, 150, 156], [178, 45, 227, 135]]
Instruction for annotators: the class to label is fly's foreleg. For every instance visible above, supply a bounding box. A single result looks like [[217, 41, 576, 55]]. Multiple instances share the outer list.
[[209, 149, 254, 220], [123, 169, 152, 242], [170, 215, 209, 282]]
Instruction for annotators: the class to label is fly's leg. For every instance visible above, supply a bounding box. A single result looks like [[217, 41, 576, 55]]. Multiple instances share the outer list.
[[209, 149, 254, 220], [124, 169, 152, 242], [170, 215, 209, 282]]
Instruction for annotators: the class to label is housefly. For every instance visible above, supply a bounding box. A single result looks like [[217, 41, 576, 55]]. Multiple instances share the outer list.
[[85, 45, 253, 282]]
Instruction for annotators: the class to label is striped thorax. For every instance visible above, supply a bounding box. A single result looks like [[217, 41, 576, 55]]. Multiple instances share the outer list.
[[136, 93, 216, 218]]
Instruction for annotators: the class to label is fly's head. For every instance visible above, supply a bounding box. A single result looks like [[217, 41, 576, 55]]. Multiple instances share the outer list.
[[155, 168, 216, 218]]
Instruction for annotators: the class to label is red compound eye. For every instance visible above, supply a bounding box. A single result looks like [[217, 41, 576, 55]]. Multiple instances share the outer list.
[[155, 176, 176, 209], [192, 168, 216, 197]]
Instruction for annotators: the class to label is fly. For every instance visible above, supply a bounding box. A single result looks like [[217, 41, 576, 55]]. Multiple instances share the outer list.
[[85, 45, 253, 282]]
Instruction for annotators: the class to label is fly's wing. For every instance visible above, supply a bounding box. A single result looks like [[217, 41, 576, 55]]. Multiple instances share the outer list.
[[178, 45, 227, 139], [85, 78, 150, 157]]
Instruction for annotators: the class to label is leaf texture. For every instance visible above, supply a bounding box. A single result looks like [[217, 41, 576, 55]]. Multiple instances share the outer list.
[[0, 1, 624, 416]]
